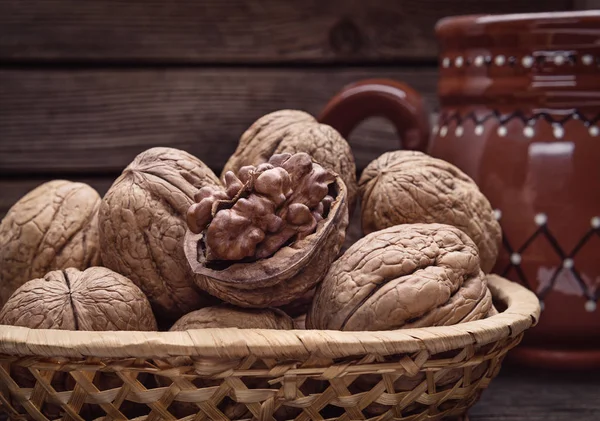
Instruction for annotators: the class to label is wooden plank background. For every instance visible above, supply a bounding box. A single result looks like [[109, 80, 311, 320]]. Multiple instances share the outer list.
[[0, 0, 579, 217], [0, 68, 437, 175], [0, 0, 574, 63]]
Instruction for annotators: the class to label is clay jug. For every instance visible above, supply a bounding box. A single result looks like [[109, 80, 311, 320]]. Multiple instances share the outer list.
[[319, 11, 600, 369]]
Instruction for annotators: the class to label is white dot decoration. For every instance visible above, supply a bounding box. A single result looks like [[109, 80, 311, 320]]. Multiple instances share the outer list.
[[563, 258, 574, 269], [553, 55, 565, 66], [582, 54, 594, 66], [437, 53, 600, 69], [585, 300, 597, 313], [523, 126, 535, 138], [493, 209, 502, 221], [475, 125, 484, 136], [589, 126, 599, 137], [455, 126, 464, 137], [522, 56, 534, 68], [497, 126, 507, 137], [539, 300, 545, 312], [591, 216, 600, 229], [440, 126, 448, 137], [534, 213, 547, 226], [553, 124, 564, 139], [510, 253, 522, 265], [432, 125, 439, 135]]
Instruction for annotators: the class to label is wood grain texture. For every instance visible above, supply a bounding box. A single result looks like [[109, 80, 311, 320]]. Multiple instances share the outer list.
[[0, 68, 436, 175], [470, 363, 600, 420], [0, 0, 573, 63]]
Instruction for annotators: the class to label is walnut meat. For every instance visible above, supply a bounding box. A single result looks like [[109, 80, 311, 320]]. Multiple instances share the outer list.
[[0, 266, 157, 331], [188, 153, 335, 261], [155, 305, 292, 419], [307, 223, 492, 331], [222, 110, 358, 213], [359, 151, 501, 273], [0, 180, 101, 308], [185, 153, 349, 308], [99, 147, 222, 321]]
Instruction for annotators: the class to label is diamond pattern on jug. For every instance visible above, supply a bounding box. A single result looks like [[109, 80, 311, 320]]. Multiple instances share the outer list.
[[497, 213, 600, 309]]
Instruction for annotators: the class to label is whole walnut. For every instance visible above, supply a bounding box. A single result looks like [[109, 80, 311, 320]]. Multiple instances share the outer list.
[[222, 109, 358, 213], [169, 304, 293, 331], [359, 151, 501, 273], [155, 305, 293, 419], [185, 152, 349, 308], [99, 147, 222, 321], [0, 180, 101, 308], [307, 223, 492, 331], [0, 266, 157, 331], [0, 266, 156, 419]]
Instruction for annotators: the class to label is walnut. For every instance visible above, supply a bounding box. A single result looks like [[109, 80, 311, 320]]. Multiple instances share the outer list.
[[359, 150, 501, 273], [98, 147, 222, 321], [307, 223, 492, 331], [184, 152, 349, 308], [169, 304, 293, 331], [155, 305, 292, 419], [0, 180, 101, 308], [0, 266, 157, 331], [222, 110, 358, 213], [188, 153, 335, 261], [0, 266, 156, 419]]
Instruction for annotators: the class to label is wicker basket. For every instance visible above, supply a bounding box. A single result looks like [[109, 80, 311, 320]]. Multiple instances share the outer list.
[[0, 275, 539, 421]]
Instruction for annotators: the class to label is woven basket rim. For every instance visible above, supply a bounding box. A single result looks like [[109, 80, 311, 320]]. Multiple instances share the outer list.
[[0, 276, 540, 360]]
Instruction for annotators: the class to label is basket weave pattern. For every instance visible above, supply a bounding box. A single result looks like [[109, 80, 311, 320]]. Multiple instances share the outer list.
[[0, 277, 539, 421]]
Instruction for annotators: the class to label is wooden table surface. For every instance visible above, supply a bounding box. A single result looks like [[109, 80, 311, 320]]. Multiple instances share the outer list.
[[469, 362, 600, 420]]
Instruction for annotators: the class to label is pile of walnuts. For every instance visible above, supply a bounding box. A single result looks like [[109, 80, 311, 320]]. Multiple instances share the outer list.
[[0, 108, 502, 336]]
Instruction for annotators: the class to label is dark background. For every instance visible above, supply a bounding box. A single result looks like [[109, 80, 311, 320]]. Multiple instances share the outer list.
[[1, 0, 595, 218]]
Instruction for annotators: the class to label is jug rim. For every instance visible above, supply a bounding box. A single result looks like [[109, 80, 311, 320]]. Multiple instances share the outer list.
[[436, 10, 600, 35]]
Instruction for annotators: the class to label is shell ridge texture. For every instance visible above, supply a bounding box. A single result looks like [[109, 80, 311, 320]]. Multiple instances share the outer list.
[[308, 224, 489, 332]]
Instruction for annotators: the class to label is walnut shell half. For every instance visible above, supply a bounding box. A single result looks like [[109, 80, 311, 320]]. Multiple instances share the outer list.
[[359, 151, 501, 273], [307, 223, 492, 331], [222, 110, 358, 213], [184, 161, 349, 309], [0, 180, 101, 308], [98, 147, 222, 321]]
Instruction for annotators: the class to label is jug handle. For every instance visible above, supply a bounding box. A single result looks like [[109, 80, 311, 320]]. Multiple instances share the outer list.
[[318, 78, 430, 151]]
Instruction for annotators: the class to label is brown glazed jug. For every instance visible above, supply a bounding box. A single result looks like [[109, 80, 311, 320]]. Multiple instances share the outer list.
[[319, 11, 600, 369]]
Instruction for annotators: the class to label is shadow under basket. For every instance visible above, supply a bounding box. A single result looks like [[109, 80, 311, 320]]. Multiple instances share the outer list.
[[0, 276, 539, 421]]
